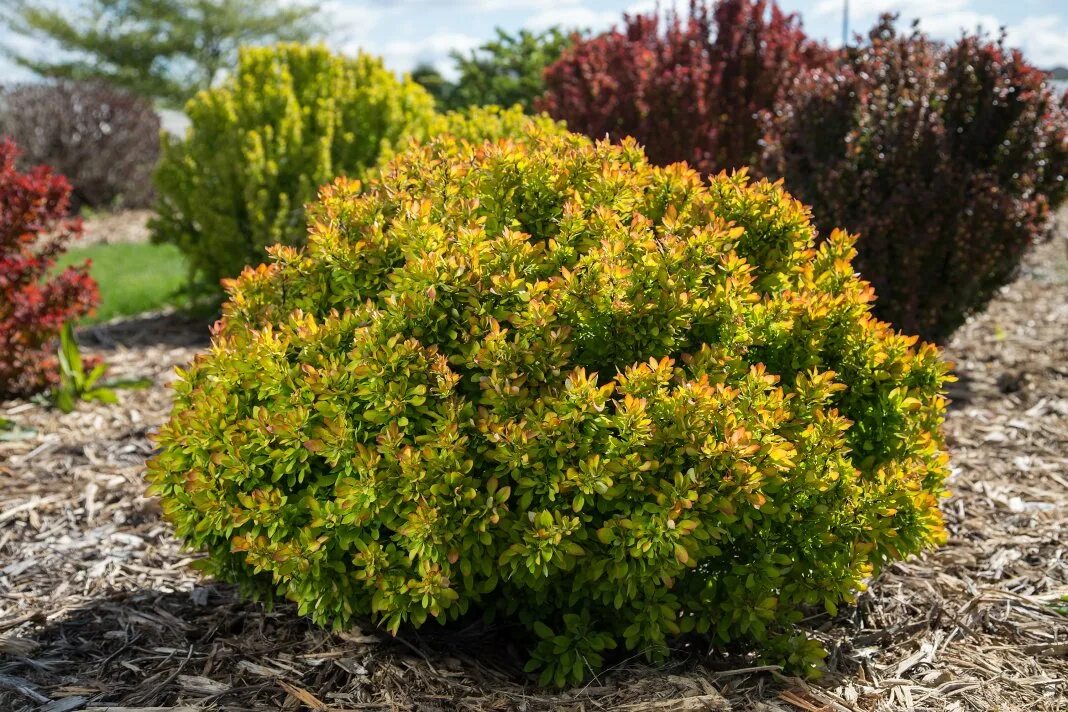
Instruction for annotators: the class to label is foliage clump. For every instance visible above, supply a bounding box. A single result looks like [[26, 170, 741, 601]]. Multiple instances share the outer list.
[[0, 139, 97, 398], [416, 28, 574, 112], [2, 0, 324, 105], [539, 0, 830, 174], [149, 126, 952, 685], [0, 81, 161, 210], [384, 104, 570, 162], [762, 18, 1068, 341], [151, 43, 436, 292]]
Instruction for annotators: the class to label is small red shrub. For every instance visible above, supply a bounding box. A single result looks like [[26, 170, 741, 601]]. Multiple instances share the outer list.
[[538, 0, 831, 174], [0, 139, 98, 398], [762, 18, 1068, 341]]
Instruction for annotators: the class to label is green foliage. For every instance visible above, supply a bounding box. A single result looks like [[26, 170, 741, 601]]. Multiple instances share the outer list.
[[761, 18, 1068, 341], [432, 27, 574, 112], [150, 43, 436, 293], [0, 416, 35, 441], [1, 0, 323, 105], [379, 104, 570, 164], [149, 126, 952, 686], [409, 63, 454, 108], [52, 323, 149, 413], [0, 418, 35, 439]]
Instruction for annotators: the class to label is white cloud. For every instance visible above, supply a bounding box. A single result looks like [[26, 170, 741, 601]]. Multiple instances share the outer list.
[[1005, 14, 1068, 67], [814, 0, 971, 18], [377, 31, 483, 77], [525, 6, 622, 32], [809, 0, 1068, 66], [321, 0, 387, 50], [814, 0, 999, 38], [467, 0, 582, 9], [626, 0, 661, 15]]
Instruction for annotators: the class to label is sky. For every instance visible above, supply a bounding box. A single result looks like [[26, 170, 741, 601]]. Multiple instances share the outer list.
[[1, 0, 1067, 86]]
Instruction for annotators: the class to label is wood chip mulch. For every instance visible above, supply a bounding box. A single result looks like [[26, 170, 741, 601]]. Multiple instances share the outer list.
[[1, 230, 1066, 711]]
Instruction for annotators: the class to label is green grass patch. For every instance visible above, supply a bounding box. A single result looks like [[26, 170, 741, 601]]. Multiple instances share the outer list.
[[56, 242, 189, 323]]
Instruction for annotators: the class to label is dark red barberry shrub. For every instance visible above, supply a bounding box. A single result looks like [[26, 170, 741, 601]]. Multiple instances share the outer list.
[[0, 139, 98, 397], [538, 0, 831, 174], [762, 17, 1068, 341], [0, 81, 161, 210]]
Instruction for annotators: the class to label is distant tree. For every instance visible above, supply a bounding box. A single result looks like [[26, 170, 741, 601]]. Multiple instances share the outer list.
[[410, 62, 455, 108], [447, 27, 574, 111], [0, 0, 323, 106]]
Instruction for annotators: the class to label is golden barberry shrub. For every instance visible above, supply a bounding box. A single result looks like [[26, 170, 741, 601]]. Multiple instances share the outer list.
[[148, 125, 952, 686]]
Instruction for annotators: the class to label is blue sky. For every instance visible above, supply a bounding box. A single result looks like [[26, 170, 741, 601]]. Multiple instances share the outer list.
[[2, 0, 1067, 85]]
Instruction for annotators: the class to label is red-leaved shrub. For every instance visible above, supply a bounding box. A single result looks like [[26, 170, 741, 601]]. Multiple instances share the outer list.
[[0, 139, 98, 398], [538, 0, 831, 174], [762, 18, 1068, 341], [0, 81, 161, 210]]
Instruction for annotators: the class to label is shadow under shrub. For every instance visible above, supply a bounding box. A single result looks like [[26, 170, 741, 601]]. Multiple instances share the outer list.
[[762, 17, 1068, 342], [0, 139, 98, 398], [149, 126, 952, 686], [0, 81, 161, 211]]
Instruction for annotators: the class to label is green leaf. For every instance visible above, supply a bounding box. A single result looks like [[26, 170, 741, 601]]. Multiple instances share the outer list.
[[54, 388, 75, 414], [85, 388, 119, 405], [85, 362, 108, 389], [531, 621, 553, 639], [58, 322, 84, 381], [103, 377, 152, 390]]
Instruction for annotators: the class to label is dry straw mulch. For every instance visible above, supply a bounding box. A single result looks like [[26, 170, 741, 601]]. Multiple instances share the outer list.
[[1, 232, 1066, 711]]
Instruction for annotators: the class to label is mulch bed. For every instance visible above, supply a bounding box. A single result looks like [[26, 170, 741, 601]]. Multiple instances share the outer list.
[[78, 210, 153, 247], [1, 231, 1066, 711]]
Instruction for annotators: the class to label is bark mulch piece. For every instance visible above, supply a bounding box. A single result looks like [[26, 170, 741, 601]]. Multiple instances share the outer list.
[[2, 227, 1067, 710]]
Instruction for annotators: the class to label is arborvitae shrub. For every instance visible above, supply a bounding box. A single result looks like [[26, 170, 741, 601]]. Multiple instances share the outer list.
[[762, 18, 1068, 341], [151, 43, 437, 293], [149, 126, 952, 686], [538, 0, 830, 174], [0, 139, 98, 398], [0, 81, 162, 210]]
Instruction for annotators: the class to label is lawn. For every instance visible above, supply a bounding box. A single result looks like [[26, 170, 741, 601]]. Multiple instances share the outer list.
[[56, 242, 188, 323]]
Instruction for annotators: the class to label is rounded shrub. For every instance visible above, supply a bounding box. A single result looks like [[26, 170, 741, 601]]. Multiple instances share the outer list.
[[761, 19, 1068, 341], [0, 139, 98, 398], [0, 81, 161, 210], [378, 103, 570, 165], [149, 126, 952, 685], [151, 43, 436, 293], [539, 0, 832, 175], [427, 104, 570, 145]]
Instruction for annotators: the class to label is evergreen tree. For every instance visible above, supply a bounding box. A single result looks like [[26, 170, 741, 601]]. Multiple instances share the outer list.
[[410, 62, 454, 108], [447, 27, 573, 111], [1, 0, 323, 105]]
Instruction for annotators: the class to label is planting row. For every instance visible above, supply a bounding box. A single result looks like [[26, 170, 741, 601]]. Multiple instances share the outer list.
[[0, 0, 1064, 687]]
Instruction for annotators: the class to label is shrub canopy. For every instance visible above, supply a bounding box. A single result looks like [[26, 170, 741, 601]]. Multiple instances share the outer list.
[[0, 139, 97, 398], [149, 126, 952, 685], [539, 0, 830, 174], [762, 18, 1068, 341], [151, 43, 436, 292], [443, 27, 573, 112], [0, 81, 161, 210]]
